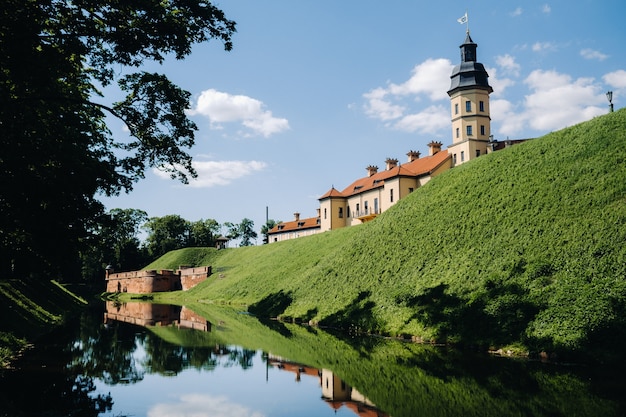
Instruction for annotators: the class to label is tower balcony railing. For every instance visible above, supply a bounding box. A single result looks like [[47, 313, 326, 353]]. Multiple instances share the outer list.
[[353, 208, 381, 221]]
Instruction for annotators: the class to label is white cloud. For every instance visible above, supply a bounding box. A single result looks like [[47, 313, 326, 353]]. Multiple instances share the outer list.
[[542, 4, 551, 14], [190, 89, 289, 137], [532, 42, 557, 53], [511, 7, 523, 17], [153, 159, 268, 188], [491, 99, 525, 137], [388, 58, 454, 101], [495, 54, 521, 77], [604, 70, 626, 89], [393, 105, 450, 134], [148, 394, 265, 417], [496, 69, 605, 136], [363, 58, 453, 134], [580, 48, 608, 61], [487, 67, 516, 98], [364, 55, 613, 141], [363, 87, 405, 121]]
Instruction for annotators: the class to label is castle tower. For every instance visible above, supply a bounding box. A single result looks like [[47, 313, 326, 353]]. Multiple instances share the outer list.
[[447, 31, 493, 166]]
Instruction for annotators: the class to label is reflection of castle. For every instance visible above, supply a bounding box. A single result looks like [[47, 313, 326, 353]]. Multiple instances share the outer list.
[[268, 356, 389, 417], [104, 301, 210, 332]]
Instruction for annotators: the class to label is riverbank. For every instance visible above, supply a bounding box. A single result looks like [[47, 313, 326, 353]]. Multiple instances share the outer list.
[[0, 278, 89, 367]]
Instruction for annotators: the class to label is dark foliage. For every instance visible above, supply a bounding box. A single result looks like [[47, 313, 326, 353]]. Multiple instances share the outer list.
[[0, 0, 235, 280]]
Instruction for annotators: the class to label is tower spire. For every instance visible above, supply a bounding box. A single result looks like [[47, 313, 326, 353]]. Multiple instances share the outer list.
[[447, 30, 493, 166]]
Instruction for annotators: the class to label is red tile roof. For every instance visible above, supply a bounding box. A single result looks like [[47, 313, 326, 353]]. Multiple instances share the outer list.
[[321, 150, 450, 199], [268, 216, 321, 235], [319, 187, 345, 199]]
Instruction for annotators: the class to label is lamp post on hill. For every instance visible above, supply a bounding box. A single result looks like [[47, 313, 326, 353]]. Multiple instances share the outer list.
[[606, 91, 614, 112]]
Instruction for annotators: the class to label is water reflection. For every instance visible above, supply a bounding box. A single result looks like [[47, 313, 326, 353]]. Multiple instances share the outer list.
[[104, 301, 210, 331], [0, 301, 625, 417], [269, 356, 389, 416]]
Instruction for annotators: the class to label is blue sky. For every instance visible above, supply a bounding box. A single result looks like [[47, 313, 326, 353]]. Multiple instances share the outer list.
[[100, 0, 626, 243]]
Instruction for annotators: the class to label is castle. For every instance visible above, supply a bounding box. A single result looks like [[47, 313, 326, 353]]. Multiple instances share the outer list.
[[268, 31, 505, 243]]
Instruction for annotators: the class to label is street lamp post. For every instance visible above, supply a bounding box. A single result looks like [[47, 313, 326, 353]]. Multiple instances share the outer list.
[[606, 91, 614, 113]]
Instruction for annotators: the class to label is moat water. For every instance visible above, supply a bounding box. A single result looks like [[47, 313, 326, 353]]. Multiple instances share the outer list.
[[1, 302, 625, 417]]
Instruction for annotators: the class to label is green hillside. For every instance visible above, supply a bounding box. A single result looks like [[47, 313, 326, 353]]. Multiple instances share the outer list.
[[0, 279, 88, 366], [150, 109, 626, 361]]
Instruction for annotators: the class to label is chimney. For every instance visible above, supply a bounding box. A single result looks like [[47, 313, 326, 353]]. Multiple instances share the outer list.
[[294, 212, 300, 221], [385, 158, 398, 170], [366, 165, 378, 177], [427, 141, 443, 156], [406, 150, 421, 162]]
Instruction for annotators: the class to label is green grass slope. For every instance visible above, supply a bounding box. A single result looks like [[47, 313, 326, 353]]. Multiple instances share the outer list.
[[0, 279, 88, 365], [151, 109, 626, 360]]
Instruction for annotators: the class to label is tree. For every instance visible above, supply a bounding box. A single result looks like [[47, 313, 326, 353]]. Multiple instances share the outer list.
[[80, 208, 149, 282], [143, 215, 190, 260], [188, 218, 220, 247], [227, 218, 258, 247], [0, 1, 236, 279], [260, 219, 278, 244]]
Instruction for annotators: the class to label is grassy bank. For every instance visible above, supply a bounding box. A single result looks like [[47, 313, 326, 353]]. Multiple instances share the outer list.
[[0, 278, 88, 366], [146, 109, 626, 362]]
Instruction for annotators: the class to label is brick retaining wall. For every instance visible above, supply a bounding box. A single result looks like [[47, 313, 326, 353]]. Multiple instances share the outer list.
[[105, 265, 211, 294]]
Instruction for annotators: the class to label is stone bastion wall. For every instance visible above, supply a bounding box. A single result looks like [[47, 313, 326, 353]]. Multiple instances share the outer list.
[[105, 266, 211, 294]]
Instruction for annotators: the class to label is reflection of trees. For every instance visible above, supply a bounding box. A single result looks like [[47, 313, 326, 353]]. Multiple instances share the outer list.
[[0, 306, 113, 416], [0, 369, 113, 417], [141, 333, 257, 375], [227, 348, 256, 370], [68, 304, 145, 384]]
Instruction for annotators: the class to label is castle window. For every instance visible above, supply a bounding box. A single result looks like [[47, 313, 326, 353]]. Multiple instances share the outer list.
[[338, 207, 343, 218], [466, 125, 473, 136], [409, 187, 414, 193], [480, 125, 485, 136], [461, 151, 465, 162], [364, 201, 369, 214], [479, 101, 485, 112], [356, 203, 360, 214], [455, 103, 459, 115], [476, 149, 481, 157], [347, 206, 351, 218], [465, 101, 471, 112], [324, 208, 327, 219], [456, 127, 460, 138], [390, 188, 394, 203], [453, 153, 457, 164]]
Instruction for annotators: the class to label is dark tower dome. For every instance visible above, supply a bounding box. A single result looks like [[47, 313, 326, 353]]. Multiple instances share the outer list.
[[447, 32, 493, 95]]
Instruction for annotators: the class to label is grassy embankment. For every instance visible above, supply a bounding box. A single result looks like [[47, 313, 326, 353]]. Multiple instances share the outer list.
[[0, 279, 88, 366], [145, 109, 626, 361]]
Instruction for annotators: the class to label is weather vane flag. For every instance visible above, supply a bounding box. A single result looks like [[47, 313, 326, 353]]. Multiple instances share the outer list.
[[457, 11, 469, 32]]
